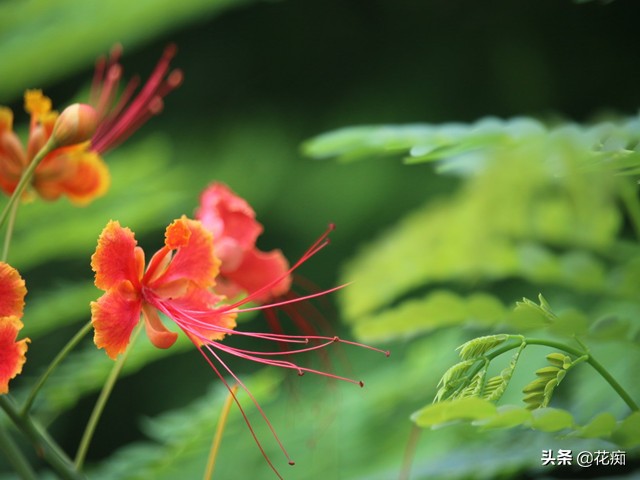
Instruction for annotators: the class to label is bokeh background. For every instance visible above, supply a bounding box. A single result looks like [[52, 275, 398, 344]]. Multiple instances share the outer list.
[[1, 0, 640, 479]]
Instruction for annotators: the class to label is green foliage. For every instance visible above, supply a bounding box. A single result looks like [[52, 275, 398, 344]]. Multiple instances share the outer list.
[[307, 114, 640, 472]]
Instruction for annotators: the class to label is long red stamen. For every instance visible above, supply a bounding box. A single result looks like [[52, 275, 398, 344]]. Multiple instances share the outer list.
[[91, 44, 182, 154], [194, 346, 290, 480], [226, 224, 335, 310]]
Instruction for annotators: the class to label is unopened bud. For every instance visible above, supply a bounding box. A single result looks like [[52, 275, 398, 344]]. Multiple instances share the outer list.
[[51, 103, 98, 147]]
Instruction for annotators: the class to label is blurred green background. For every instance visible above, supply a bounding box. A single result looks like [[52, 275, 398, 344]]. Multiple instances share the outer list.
[[1, 0, 640, 479]]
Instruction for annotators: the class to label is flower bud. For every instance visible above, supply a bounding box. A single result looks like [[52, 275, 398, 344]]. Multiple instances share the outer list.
[[51, 103, 98, 147]]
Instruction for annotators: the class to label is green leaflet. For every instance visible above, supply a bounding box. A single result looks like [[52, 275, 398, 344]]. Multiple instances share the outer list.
[[411, 397, 498, 428], [352, 291, 507, 342], [611, 411, 640, 449], [304, 116, 640, 174]]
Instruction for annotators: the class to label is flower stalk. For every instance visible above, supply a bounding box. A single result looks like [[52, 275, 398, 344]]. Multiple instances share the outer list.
[[203, 384, 239, 480], [21, 321, 94, 416], [74, 322, 143, 469]]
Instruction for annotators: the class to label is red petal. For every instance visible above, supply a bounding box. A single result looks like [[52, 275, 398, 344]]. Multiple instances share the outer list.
[[92, 221, 144, 291], [195, 183, 262, 267], [0, 262, 26, 318], [142, 303, 178, 349], [0, 316, 29, 394], [91, 281, 142, 359], [147, 217, 219, 289], [223, 248, 291, 303]]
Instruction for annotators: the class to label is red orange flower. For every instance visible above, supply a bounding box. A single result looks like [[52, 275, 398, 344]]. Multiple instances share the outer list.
[[0, 262, 29, 394], [0, 45, 181, 205], [195, 183, 337, 352], [90, 217, 233, 359], [195, 182, 291, 302], [90, 217, 387, 478]]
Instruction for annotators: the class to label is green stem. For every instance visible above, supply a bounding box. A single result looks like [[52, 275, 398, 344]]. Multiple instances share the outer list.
[[21, 321, 93, 417], [74, 323, 143, 469], [0, 137, 57, 230], [0, 396, 83, 480], [478, 336, 638, 412], [525, 338, 639, 411], [1, 197, 20, 262], [203, 384, 238, 480], [0, 422, 37, 480]]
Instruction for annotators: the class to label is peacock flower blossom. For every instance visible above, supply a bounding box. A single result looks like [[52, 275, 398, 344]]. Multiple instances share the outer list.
[[0, 45, 181, 205], [0, 262, 29, 394], [195, 182, 337, 349], [195, 182, 291, 303], [90, 216, 387, 478]]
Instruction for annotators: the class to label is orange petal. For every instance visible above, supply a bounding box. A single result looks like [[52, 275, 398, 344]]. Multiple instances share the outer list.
[[33, 149, 110, 205], [0, 316, 29, 394], [142, 304, 178, 349], [91, 282, 142, 359], [148, 217, 219, 289], [223, 248, 291, 303], [91, 221, 144, 291], [0, 262, 26, 318]]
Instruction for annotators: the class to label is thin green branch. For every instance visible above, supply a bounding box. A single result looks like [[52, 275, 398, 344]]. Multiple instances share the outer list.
[[0, 396, 82, 480], [469, 336, 638, 412], [0, 422, 37, 480], [203, 384, 238, 480], [1, 198, 20, 262], [74, 322, 143, 469], [21, 321, 93, 416]]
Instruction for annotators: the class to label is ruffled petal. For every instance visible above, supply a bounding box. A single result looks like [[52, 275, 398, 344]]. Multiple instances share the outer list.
[[148, 217, 219, 289], [91, 281, 142, 359], [0, 316, 29, 394], [91, 221, 144, 291], [195, 182, 262, 262], [34, 148, 110, 205], [0, 262, 26, 318], [222, 248, 291, 303]]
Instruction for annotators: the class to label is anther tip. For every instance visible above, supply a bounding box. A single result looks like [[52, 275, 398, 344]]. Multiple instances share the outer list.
[[385, 350, 391, 357], [164, 43, 178, 58], [149, 97, 164, 114], [288, 461, 295, 466], [328, 223, 336, 231], [110, 43, 123, 60], [168, 69, 184, 87], [358, 380, 364, 388], [107, 64, 122, 80]]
